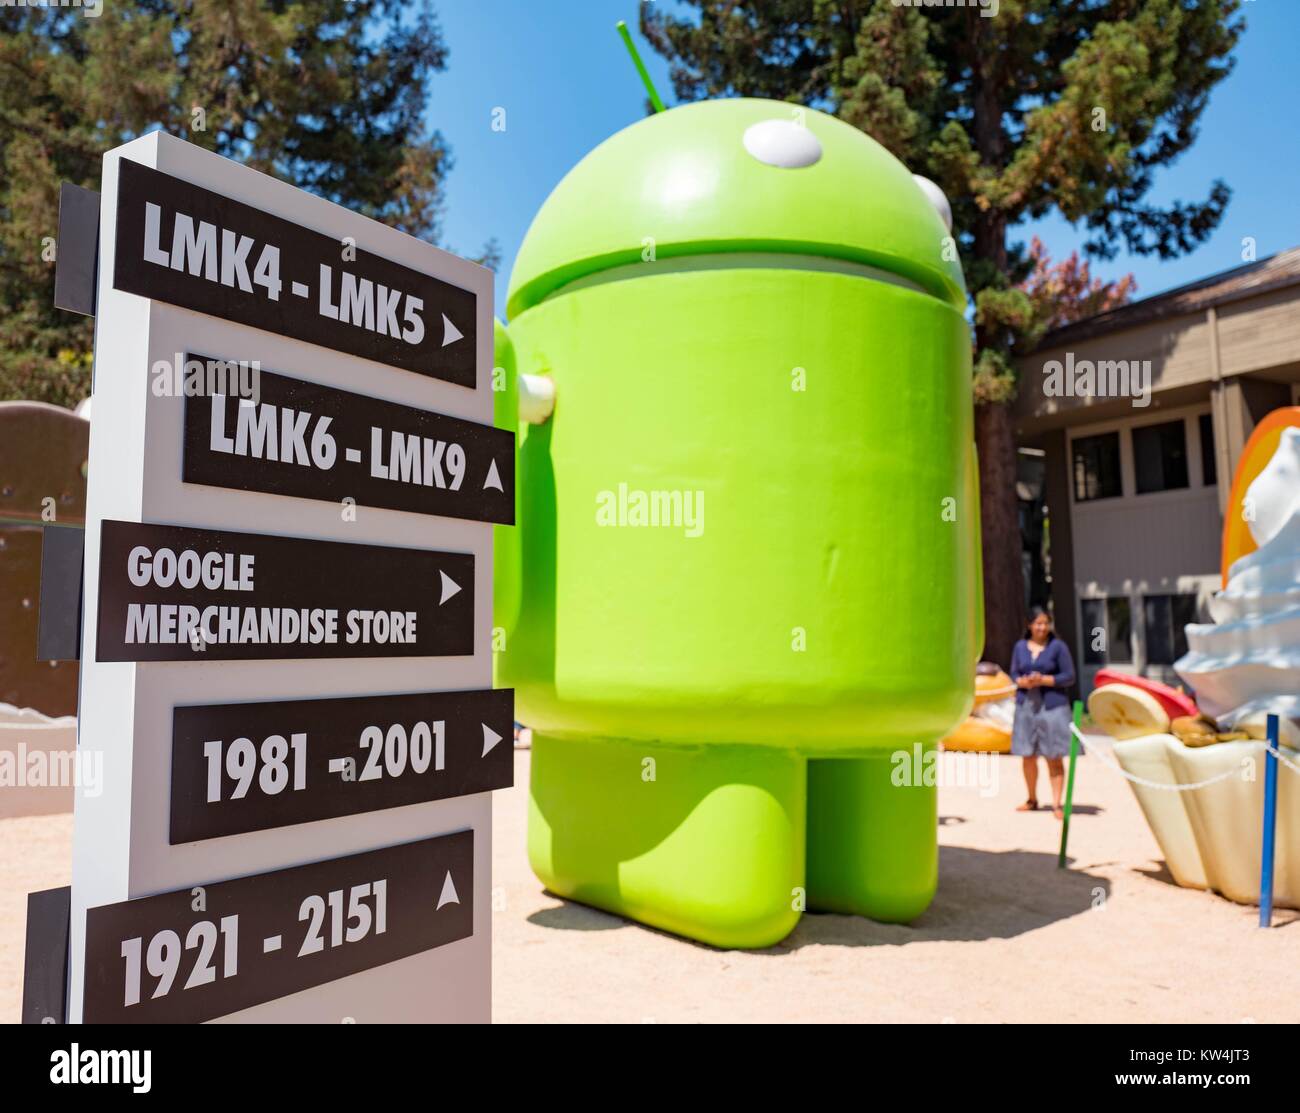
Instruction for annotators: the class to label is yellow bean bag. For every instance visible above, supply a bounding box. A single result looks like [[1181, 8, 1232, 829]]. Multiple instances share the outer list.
[[942, 668, 1014, 752], [943, 717, 1012, 753]]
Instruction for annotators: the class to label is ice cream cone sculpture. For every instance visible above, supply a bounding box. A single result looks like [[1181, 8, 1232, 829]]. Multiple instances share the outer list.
[[1089, 409, 1300, 910]]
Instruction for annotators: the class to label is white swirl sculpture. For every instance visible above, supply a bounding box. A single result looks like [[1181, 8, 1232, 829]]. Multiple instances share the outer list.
[[1113, 426, 1300, 907]]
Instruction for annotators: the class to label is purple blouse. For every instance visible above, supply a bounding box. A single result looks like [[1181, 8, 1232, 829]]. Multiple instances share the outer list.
[[1010, 637, 1076, 710]]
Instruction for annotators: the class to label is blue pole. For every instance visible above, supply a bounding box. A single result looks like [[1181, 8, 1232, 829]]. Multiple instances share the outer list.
[[1258, 713, 1280, 928]]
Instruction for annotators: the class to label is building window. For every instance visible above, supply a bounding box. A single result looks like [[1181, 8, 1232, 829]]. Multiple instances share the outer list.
[[1133, 419, 1189, 494], [1080, 596, 1133, 665], [1072, 432, 1122, 502], [1199, 412, 1217, 487], [1143, 593, 1198, 666]]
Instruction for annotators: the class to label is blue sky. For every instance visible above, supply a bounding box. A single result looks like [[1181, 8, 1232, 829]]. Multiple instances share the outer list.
[[427, 1, 1300, 319]]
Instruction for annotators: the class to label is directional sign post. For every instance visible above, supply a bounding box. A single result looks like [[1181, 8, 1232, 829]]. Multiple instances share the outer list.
[[66, 132, 504, 1024]]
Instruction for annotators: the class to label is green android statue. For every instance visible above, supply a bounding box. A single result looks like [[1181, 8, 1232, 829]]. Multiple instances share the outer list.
[[494, 96, 981, 949]]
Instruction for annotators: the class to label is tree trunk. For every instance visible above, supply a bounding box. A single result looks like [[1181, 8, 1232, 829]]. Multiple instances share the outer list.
[[974, 398, 1024, 670]]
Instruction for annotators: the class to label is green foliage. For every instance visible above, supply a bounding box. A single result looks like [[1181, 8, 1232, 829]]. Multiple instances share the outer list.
[[0, 0, 455, 407], [972, 347, 1017, 406], [642, 0, 1244, 373]]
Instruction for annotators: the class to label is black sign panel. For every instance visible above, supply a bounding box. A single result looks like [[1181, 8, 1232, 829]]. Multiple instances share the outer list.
[[22, 886, 70, 1025], [113, 159, 477, 386], [83, 832, 474, 1023], [170, 688, 514, 843], [95, 519, 473, 662], [182, 360, 514, 524]]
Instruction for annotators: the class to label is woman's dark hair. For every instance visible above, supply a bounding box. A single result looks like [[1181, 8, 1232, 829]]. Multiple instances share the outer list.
[[1024, 606, 1056, 642]]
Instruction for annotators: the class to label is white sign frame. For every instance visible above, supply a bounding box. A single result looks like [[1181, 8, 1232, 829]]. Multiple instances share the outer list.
[[69, 131, 496, 1023]]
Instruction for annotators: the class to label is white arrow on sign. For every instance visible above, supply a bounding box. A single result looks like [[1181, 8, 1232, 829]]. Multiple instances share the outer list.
[[482, 723, 503, 757], [436, 871, 460, 910], [439, 569, 461, 604], [483, 458, 503, 492], [441, 313, 463, 348]]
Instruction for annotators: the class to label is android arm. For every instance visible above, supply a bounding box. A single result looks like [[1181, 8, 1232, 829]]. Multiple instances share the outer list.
[[518, 372, 555, 424], [492, 318, 555, 685]]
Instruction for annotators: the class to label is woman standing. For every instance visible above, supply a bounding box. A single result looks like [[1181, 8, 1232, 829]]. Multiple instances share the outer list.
[[1010, 608, 1076, 819]]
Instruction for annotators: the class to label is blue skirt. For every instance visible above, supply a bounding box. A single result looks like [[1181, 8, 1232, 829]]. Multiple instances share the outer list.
[[1011, 692, 1073, 759]]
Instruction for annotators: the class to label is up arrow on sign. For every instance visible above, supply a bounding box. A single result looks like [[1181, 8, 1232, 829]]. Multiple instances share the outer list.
[[437, 871, 461, 911]]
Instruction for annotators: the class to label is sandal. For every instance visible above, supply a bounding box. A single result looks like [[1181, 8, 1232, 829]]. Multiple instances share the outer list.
[[1052, 805, 1065, 820], [1016, 799, 1038, 812]]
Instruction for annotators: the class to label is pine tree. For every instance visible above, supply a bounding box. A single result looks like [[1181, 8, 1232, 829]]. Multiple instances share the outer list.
[[0, 0, 460, 408], [643, 0, 1243, 666]]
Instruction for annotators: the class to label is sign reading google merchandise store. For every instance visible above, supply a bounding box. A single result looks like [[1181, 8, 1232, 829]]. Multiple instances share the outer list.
[[68, 131, 509, 1024]]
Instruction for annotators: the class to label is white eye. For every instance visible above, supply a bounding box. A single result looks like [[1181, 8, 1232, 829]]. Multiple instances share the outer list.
[[913, 174, 953, 232], [742, 120, 822, 169]]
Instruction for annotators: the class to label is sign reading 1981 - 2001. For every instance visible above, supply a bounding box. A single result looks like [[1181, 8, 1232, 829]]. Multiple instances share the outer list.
[[81, 832, 473, 1024], [112, 159, 477, 386], [182, 358, 515, 524], [95, 519, 474, 662], [170, 688, 514, 843]]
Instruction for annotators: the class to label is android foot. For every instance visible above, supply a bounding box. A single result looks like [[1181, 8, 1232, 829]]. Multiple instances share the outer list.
[[527, 734, 806, 949], [805, 749, 939, 923]]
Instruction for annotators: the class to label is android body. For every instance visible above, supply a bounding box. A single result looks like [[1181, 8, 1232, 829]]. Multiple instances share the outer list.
[[495, 99, 979, 948]]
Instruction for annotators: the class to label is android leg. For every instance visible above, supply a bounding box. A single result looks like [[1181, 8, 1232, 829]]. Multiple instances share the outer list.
[[528, 734, 805, 949], [805, 747, 938, 922]]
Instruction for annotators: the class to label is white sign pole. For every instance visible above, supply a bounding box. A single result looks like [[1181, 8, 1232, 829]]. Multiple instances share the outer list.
[[69, 132, 496, 1023]]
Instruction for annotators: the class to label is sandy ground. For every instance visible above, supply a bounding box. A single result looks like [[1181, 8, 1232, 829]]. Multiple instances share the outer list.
[[0, 811, 74, 1022], [3, 740, 1297, 1024], [490, 743, 1300, 1023]]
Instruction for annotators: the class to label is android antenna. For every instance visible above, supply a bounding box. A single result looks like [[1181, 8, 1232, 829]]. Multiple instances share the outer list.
[[617, 20, 666, 113]]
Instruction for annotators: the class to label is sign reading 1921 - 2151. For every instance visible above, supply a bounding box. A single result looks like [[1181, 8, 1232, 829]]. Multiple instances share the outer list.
[[112, 159, 477, 386], [182, 359, 514, 524], [82, 832, 473, 1024]]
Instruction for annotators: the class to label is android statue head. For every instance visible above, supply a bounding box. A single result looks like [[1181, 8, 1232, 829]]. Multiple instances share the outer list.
[[506, 104, 964, 318], [495, 97, 981, 947]]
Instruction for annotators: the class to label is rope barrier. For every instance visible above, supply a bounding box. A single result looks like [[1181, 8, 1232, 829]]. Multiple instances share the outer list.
[[1263, 739, 1300, 778], [1068, 724, 1300, 792], [1061, 709, 1288, 927]]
